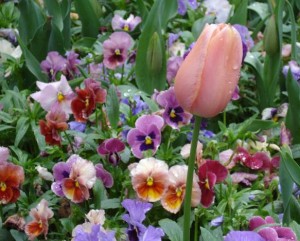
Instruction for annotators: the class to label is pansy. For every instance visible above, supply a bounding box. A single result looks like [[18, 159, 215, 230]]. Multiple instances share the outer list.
[[0, 146, 9, 163], [84, 78, 107, 104], [177, 0, 198, 15], [127, 114, 164, 158], [73, 224, 116, 241], [39, 106, 68, 146], [40, 51, 66, 80], [261, 103, 288, 121], [198, 160, 228, 207], [280, 122, 292, 146], [224, 231, 265, 241], [31, 75, 75, 114], [64, 50, 81, 79], [210, 216, 224, 227], [130, 158, 169, 202], [161, 165, 201, 214], [86, 209, 106, 225], [95, 164, 114, 188], [141, 226, 165, 241], [52, 155, 96, 203], [35, 165, 54, 181], [282, 60, 300, 81], [156, 87, 192, 129], [167, 56, 183, 85], [203, 0, 232, 23], [69, 121, 86, 132], [25, 199, 54, 241], [97, 138, 125, 165], [112, 14, 141, 32], [0, 162, 24, 204], [233, 24, 254, 61], [103, 32, 132, 69], [231, 172, 258, 186]]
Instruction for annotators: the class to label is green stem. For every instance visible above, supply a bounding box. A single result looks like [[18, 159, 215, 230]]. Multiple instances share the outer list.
[[183, 115, 201, 241], [64, 131, 75, 154], [223, 111, 227, 127], [194, 211, 199, 241]]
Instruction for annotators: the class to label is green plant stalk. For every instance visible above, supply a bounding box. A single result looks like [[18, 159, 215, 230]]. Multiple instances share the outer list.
[[64, 131, 75, 154], [183, 115, 201, 241]]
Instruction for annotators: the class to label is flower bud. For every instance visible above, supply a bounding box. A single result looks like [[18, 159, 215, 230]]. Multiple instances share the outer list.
[[263, 15, 279, 55], [146, 32, 163, 74], [174, 23, 243, 118]]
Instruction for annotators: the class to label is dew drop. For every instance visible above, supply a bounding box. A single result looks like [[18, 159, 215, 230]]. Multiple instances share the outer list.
[[232, 65, 239, 70]]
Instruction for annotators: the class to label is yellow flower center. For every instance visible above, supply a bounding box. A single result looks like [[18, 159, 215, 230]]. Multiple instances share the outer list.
[[38, 221, 43, 228], [170, 109, 176, 118], [176, 187, 183, 197], [0, 182, 7, 192], [147, 176, 154, 186], [57, 92, 65, 102], [204, 179, 210, 190], [75, 181, 80, 187], [85, 98, 89, 107], [123, 24, 129, 31], [115, 49, 121, 55], [145, 136, 152, 145]]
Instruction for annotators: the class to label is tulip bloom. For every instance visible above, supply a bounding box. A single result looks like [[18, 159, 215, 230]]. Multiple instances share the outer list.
[[174, 23, 243, 118]]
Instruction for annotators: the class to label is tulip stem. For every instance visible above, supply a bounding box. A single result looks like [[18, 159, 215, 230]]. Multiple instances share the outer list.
[[183, 115, 201, 241]]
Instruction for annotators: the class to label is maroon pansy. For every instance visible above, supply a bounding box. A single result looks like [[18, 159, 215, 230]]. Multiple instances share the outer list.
[[97, 138, 125, 165], [198, 160, 228, 208]]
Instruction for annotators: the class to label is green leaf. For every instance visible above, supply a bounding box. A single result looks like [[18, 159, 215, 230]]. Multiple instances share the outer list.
[[48, 21, 65, 54], [248, 2, 270, 20], [10, 230, 27, 241], [288, 196, 300, 223], [286, 71, 300, 144], [14, 116, 29, 147], [0, 229, 13, 241], [192, 15, 214, 39], [0, 125, 14, 132], [31, 120, 46, 151], [135, 0, 177, 94], [18, 0, 45, 45], [229, 0, 248, 25], [291, 144, 300, 159], [106, 85, 120, 129], [17, 35, 48, 83], [290, 221, 300, 241], [44, 0, 64, 31], [101, 198, 121, 209], [74, 0, 101, 38], [73, 37, 97, 49], [93, 179, 107, 209], [159, 219, 183, 241], [136, 0, 149, 23], [200, 227, 219, 241], [286, 0, 298, 61], [60, 218, 75, 234], [0, 111, 14, 123], [243, 119, 279, 132]]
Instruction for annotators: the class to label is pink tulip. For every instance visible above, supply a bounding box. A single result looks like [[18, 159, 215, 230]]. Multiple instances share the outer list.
[[174, 23, 243, 118]]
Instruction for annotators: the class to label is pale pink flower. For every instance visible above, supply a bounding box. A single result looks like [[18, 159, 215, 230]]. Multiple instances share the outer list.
[[112, 14, 141, 32], [86, 209, 106, 225], [30, 75, 75, 115], [35, 165, 54, 181], [219, 149, 236, 169], [0, 146, 9, 163]]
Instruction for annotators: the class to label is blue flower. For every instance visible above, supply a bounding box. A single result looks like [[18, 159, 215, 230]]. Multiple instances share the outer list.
[[177, 0, 198, 15], [69, 121, 86, 132], [224, 231, 265, 241]]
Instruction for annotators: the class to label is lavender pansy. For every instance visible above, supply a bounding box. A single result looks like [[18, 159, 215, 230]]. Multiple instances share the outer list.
[[103, 32, 132, 69], [127, 114, 164, 158], [203, 0, 232, 23], [233, 24, 254, 57], [40, 51, 66, 80], [64, 50, 81, 79], [69, 121, 86, 132], [156, 87, 192, 129], [177, 0, 198, 15], [168, 33, 180, 48], [167, 56, 183, 85], [282, 60, 300, 81], [95, 164, 114, 188], [112, 14, 141, 32], [210, 216, 224, 227], [73, 224, 115, 241], [140, 226, 164, 241], [224, 231, 265, 241], [97, 138, 125, 165]]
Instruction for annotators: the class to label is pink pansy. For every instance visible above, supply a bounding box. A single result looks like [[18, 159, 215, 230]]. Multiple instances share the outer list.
[[86, 209, 106, 225], [161, 165, 201, 214], [231, 172, 258, 186], [103, 32, 133, 69], [95, 163, 114, 188], [0, 146, 9, 163], [130, 157, 169, 202], [25, 199, 54, 240], [30, 75, 75, 115], [112, 14, 141, 32], [219, 149, 236, 169]]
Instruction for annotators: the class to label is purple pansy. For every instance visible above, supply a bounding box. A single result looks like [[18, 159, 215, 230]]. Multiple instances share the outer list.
[[168, 33, 180, 48], [156, 87, 192, 129], [140, 226, 164, 241], [210, 216, 224, 227], [73, 224, 115, 241], [224, 231, 265, 241], [40, 51, 66, 80], [282, 60, 300, 81], [127, 114, 164, 158], [121, 96, 149, 121], [177, 0, 198, 15], [103, 32, 132, 70], [95, 164, 114, 188], [233, 24, 254, 61], [64, 50, 81, 79], [112, 14, 141, 32], [166, 56, 183, 85], [97, 138, 125, 165], [69, 121, 86, 132]]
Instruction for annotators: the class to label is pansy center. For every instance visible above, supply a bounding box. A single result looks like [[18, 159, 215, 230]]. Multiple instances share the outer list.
[[0, 182, 6, 192], [170, 109, 176, 118], [204, 179, 210, 190], [145, 136, 153, 145], [176, 187, 183, 197], [123, 24, 129, 31], [147, 176, 154, 186], [85, 97, 89, 107], [115, 49, 121, 55], [57, 92, 65, 102], [75, 181, 80, 188]]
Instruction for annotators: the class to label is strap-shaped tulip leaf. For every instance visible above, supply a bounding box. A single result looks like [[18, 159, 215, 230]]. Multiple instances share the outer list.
[[135, 0, 177, 95], [229, 0, 248, 25]]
